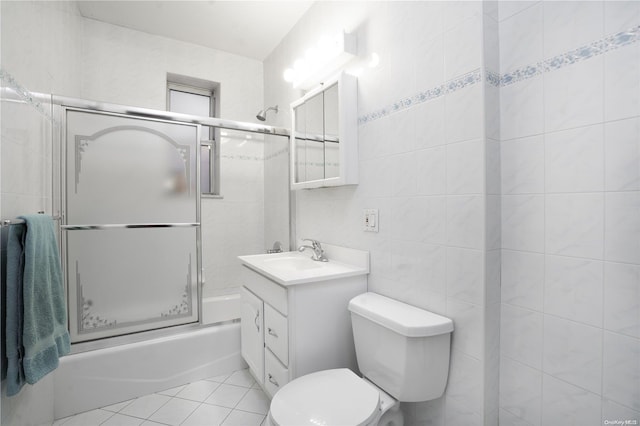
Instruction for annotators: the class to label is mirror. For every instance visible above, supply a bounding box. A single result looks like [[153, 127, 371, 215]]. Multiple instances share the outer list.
[[323, 83, 339, 179], [293, 101, 306, 183], [305, 91, 325, 182], [290, 72, 357, 189]]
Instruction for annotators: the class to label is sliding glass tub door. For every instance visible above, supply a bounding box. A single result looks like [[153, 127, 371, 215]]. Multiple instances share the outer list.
[[62, 108, 201, 343]]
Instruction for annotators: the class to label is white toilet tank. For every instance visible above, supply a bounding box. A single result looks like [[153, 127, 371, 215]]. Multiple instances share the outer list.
[[348, 293, 454, 402]]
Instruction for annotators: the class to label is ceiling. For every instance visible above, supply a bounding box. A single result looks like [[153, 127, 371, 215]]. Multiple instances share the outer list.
[[77, 1, 314, 61]]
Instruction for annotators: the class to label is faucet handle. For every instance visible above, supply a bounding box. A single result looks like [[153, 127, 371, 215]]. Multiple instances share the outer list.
[[301, 238, 320, 248], [299, 239, 328, 262], [266, 241, 283, 254]]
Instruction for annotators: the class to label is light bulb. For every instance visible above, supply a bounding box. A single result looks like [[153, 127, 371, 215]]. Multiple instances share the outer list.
[[368, 52, 380, 68], [305, 47, 318, 61], [294, 59, 305, 70], [283, 68, 295, 82], [349, 67, 364, 77], [317, 35, 331, 51]]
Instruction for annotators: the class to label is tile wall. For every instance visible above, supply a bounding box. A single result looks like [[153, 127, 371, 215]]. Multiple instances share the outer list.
[[264, 2, 499, 424], [498, 2, 640, 425], [1, 2, 266, 424], [0, 1, 82, 221], [264, 1, 640, 425], [483, 3, 501, 425], [80, 18, 267, 299], [262, 132, 290, 251], [2, 1, 638, 425], [1, 1, 268, 305], [1, 90, 58, 426], [1, 3, 83, 425]]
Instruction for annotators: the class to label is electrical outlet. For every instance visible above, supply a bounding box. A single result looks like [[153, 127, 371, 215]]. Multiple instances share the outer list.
[[363, 209, 379, 232]]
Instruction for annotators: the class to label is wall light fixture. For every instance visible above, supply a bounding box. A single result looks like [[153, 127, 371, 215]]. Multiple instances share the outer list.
[[283, 31, 356, 90]]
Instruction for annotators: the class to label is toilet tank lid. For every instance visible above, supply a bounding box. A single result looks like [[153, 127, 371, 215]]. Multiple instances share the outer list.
[[348, 293, 453, 337]]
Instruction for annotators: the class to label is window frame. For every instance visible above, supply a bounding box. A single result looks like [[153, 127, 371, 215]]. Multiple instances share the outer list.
[[166, 82, 221, 198]]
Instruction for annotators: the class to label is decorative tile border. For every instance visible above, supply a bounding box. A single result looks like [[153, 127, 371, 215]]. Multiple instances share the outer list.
[[7, 23, 638, 135], [501, 24, 639, 86], [294, 161, 339, 168], [358, 68, 482, 125], [359, 24, 640, 125], [220, 146, 288, 162], [220, 153, 263, 162], [264, 146, 289, 161], [500, 63, 542, 86], [0, 67, 58, 125], [485, 69, 501, 88]]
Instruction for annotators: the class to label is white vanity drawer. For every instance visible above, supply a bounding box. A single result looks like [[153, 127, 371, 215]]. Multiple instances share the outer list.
[[241, 266, 288, 315], [264, 304, 289, 366], [264, 348, 289, 398]]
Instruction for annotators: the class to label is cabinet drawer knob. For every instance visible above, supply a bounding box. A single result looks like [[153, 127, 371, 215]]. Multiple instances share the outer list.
[[268, 373, 279, 387], [267, 327, 278, 338]]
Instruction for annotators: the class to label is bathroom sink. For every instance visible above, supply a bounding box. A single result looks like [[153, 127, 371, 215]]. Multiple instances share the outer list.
[[262, 256, 323, 271], [238, 245, 369, 286]]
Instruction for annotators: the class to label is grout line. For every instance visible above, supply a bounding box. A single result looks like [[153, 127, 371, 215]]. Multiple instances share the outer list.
[[61, 380, 267, 426], [497, 1, 539, 24], [179, 400, 204, 426], [97, 410, 118, 426], [501, 113, 640, 144], [49, 362, 264, 425], [600, 31, 608, 419], [539, 5, 548, 419]]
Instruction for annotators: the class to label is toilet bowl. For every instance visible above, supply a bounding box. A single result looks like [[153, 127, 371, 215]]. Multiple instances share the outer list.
[[267, 293, 454, 426], [267, 368, 403, 426]]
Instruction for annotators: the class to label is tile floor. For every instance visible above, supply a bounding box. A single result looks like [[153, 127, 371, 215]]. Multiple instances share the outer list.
[[51, 369, 271, 426]]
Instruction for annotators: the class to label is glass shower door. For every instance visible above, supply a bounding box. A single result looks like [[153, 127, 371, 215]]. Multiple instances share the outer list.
[[62, 108, 201, 343]]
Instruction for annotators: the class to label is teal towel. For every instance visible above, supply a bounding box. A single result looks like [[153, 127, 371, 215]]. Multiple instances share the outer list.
[[18, 214, 70, 386], [4, 223, 27, 396]]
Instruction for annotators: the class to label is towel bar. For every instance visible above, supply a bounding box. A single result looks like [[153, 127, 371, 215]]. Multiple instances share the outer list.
[[1, 212, 62, 227], [61, 222, 200, 230]]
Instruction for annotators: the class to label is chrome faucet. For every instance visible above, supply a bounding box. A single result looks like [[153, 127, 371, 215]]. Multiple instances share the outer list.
[[297, 239, 328, 262]]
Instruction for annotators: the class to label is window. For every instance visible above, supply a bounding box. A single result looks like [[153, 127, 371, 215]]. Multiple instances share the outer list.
[[167, 79, 220, 196]]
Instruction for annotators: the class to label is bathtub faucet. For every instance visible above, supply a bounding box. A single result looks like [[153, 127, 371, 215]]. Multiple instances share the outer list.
[[297, 239, 328, 262]]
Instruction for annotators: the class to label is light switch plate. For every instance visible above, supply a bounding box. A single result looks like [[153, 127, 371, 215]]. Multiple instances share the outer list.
[[363, 209, 379, 232]]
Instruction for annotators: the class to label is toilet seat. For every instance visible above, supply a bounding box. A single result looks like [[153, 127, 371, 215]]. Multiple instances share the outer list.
[[269, 368, 380, 426]]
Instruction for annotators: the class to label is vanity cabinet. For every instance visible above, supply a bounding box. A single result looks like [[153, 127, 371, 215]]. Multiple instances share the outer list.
[[239, 262, 367, 397], [240, 288, 264, 383], [290, 72, 358, 189]]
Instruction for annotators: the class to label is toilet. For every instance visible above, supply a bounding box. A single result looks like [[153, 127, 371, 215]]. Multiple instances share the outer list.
[[267, 292, 454, 426]]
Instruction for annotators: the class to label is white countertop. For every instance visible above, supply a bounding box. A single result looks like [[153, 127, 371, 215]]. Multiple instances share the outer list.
[[238, 244, 369, 286]]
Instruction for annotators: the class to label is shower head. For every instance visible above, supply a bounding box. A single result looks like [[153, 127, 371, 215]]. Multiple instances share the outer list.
[[256, 105, 278, 121]]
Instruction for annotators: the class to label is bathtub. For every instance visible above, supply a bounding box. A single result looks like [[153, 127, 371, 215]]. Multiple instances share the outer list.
[[53, 295, 243, 419], [202, 294, 241, 325]]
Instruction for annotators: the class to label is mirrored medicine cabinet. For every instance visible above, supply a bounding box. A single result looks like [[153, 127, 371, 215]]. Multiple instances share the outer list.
[[290, 72, 358, 189]]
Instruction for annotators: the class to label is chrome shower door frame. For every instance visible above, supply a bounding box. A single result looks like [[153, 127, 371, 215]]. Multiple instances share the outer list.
[[53, 99, 203, 343], [51, 95, 292, 345]]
